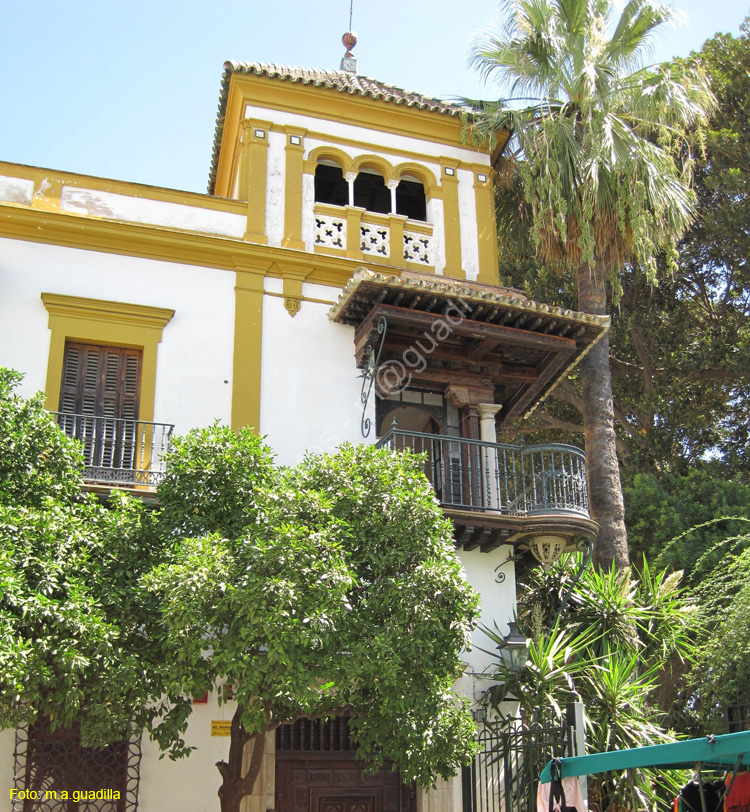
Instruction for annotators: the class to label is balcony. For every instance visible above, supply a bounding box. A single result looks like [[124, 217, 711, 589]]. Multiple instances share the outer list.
[[313, 204, 434, 270], [376, 428, 597, 551], [52, 412, 173, 489]]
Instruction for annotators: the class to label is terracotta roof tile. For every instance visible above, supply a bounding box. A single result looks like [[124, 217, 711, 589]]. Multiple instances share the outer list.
[[207, 61, 473, 193]]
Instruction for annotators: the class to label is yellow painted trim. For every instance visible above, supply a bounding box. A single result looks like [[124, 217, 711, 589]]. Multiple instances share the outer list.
[[0, 201, 395, 290], [387, 215, 406, 270], [0, 161, 244, 215], [282, 125, 307, 250], [240, 118, 272, 244], [440, 158, 463, 279], [40, 293, 174, 424], [351, 154, 394, 182], [306, 146, 353, 174], [232, 264, 267, 431], [301, 130, 482, 178], [263, 290, 336, 306], [393, 162, 441, 199], [213, 81, 247, 198], [405, 259, 437, 274], [344, 206, 364, 258], [314, 244, 348, 258], [236, 74, 473, 150], [402, 219, 434, 236], [474, 172, 499, 285]]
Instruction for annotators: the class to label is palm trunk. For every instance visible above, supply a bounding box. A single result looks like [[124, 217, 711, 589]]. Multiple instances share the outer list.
[[576, 261, 629, 571]]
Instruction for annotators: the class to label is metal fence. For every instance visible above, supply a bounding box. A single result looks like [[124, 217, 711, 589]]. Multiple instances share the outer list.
[[463, 710, 575, 812], [52, 412, 173, 487], [376, 429, 589, 518]]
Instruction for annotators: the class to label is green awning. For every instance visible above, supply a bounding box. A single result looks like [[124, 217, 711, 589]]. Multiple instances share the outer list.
[[540, 731, 750, 783]]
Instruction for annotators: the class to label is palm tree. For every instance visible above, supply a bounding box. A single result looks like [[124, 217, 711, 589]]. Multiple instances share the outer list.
[[467, 0, 714, 569]]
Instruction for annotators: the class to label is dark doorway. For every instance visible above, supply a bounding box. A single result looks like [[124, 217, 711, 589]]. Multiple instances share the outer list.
[[275, 718, 416, 812]]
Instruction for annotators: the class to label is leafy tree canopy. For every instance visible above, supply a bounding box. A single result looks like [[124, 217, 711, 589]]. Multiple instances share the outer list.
[[0, 369, 182, 749], [148, 427, 480, 812], [491, 20, 750, 478]]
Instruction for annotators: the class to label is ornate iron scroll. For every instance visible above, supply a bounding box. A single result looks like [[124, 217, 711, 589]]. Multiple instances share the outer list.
[[359, 316, 387, 438]]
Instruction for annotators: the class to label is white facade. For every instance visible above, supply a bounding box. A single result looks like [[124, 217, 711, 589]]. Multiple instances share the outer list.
[[0, 61, 584, 812]]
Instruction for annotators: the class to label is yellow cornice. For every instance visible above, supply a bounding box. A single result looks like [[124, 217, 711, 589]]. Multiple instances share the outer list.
[[0, 161, 244, 214], [234, 74, 476, 151], [41, 293, 175, 330], [0, 202, 437, 289]]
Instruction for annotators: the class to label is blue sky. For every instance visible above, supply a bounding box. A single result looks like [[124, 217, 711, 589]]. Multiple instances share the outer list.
[[0, 0, 747, 194]]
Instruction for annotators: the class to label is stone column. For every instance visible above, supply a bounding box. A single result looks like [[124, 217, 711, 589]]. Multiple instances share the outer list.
[[282, 126, 307, 250], [478, 403, 502, 510], [345, 171, 357, 207], [439, 159, 463, 279], [387, 177, 400, 214]]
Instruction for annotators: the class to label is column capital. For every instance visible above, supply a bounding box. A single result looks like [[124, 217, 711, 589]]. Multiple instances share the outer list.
[[478, 403, 502, 421]]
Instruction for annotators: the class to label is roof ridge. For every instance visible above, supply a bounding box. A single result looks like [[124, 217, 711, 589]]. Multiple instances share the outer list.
[[207, 61, 474, 194]]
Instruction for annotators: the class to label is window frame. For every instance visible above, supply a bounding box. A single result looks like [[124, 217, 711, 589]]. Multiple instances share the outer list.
[[41, 294, 174, 426]]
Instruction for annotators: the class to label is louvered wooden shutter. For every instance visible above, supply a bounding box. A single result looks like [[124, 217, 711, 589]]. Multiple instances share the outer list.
[[59, 342, 142, 420]]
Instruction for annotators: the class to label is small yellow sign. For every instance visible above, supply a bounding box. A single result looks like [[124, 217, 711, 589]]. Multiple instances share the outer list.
[[211, 721, 232, 737]]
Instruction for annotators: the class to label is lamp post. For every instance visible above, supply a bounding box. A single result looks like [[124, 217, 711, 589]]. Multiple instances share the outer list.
[[500, 621, 529, 672]]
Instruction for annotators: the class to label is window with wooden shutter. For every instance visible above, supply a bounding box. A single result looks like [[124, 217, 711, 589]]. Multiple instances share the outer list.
[[58, 343, 143, 476], [59, 343, 142, 420]]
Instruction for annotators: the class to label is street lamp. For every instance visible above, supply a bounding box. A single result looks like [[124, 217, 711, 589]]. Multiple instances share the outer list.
[[500, 621, 529, 672]]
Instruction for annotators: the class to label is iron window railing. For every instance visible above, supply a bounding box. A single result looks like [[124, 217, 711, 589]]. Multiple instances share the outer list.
[[52, 412, 173, 487], [376, 429, 589, 518]]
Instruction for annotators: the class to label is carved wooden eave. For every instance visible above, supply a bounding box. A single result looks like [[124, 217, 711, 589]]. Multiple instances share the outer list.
[[329, 269, 610, 424]]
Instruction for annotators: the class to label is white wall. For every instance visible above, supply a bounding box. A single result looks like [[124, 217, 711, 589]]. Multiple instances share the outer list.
[[244, 104, 491, 168], [0, 730, 13, 808], [258, 280, 373, 465], [264, 130, 286, 247], [0, 238, 234, 433], [455, 546, 518, 703], [138, 697, 233, 812]]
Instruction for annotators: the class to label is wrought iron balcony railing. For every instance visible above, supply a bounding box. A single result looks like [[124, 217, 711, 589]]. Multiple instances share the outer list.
[[52, 412, 174, 487], [376, 429, 589, 518]]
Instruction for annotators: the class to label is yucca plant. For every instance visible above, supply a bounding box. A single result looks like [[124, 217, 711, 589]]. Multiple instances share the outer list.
[[485, 553, 693, 811]]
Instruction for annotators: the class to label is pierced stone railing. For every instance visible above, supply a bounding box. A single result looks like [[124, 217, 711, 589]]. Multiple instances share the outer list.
[[360, 221, 390, 257], [314, 212, 347, 250], [403, 230, 433, 265]]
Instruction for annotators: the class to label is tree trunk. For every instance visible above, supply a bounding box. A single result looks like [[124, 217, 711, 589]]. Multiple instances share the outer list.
[[576, 261, 629, 571], [216, 704, 267, 812]]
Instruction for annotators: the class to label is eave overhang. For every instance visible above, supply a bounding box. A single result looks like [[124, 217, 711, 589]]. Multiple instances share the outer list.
[[329, 268, 610, 423]]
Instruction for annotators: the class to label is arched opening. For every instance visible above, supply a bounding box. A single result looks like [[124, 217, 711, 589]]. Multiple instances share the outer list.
[[386, 404, 441, 436], [353, 169, 390, 214], [396, 176, 427, 222], [314, 161, 348, 206]]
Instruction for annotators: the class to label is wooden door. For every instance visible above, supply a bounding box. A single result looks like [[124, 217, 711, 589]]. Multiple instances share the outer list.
[[275, 719, 415, 812]]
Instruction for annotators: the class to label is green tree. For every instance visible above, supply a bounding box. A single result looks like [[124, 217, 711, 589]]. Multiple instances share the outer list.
[[484, 553, 691, 811], [679, 526, 750, 735], [0, 369, 186, 751], [466, 0, 714, 570], [148, 429, 480, 812], [491, 21, 750, 479], [624, 471, 750, 582]]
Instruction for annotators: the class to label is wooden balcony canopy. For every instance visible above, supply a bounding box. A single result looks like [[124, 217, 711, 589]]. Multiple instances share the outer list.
[[329, 269, 610, 424]]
